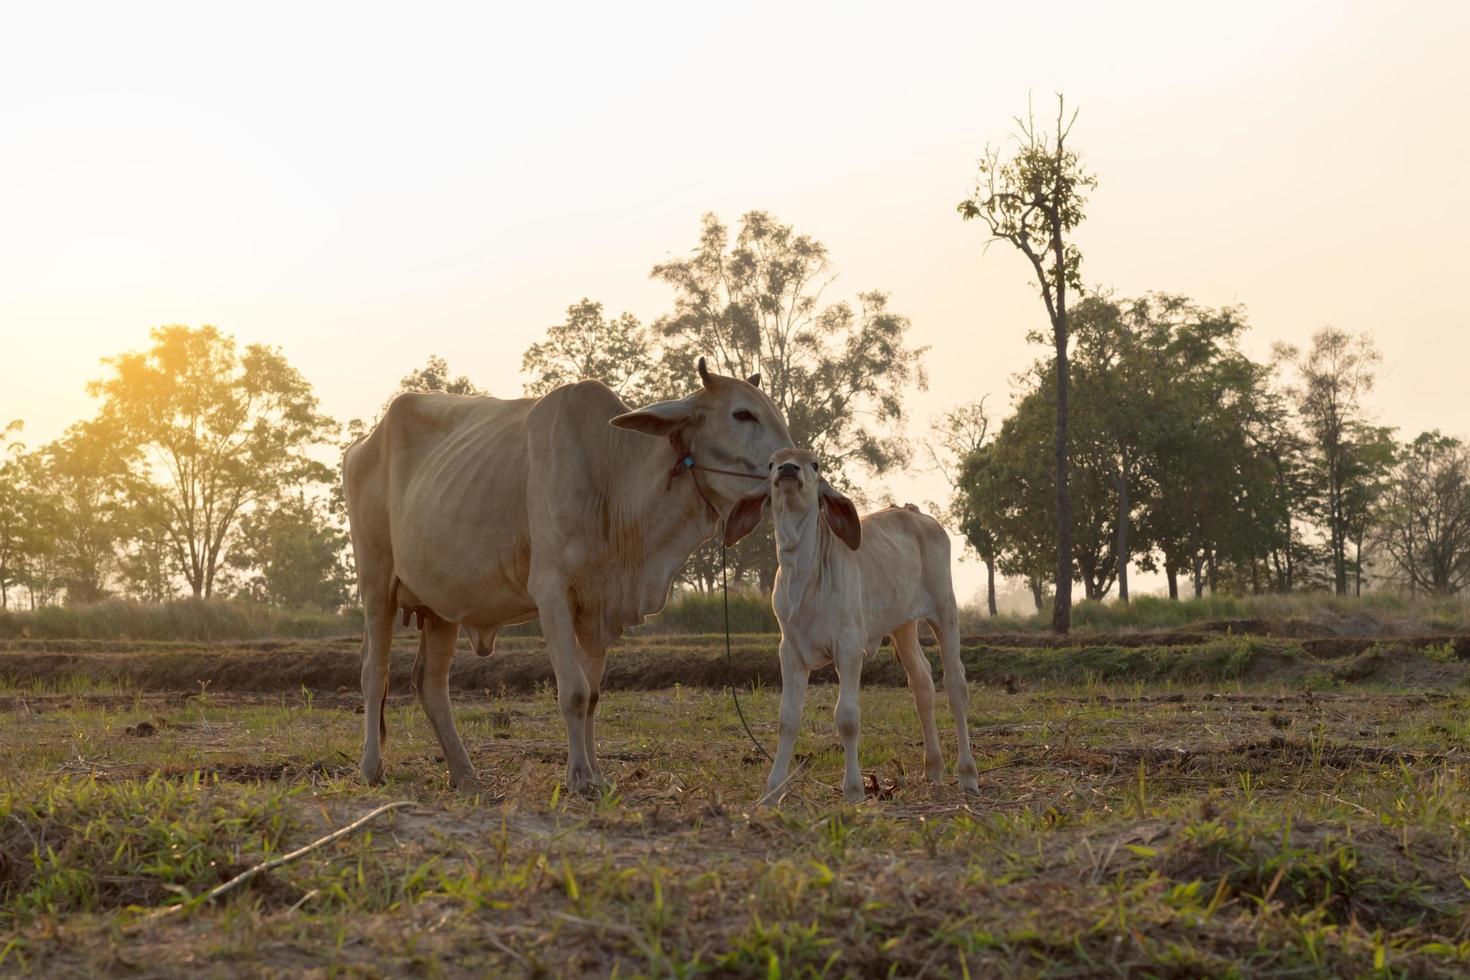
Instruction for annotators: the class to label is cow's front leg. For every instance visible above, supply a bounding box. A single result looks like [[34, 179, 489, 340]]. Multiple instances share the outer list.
[[760, 638, 809, 805], [532, 584, 601, 796], [576, 644, 607, 782], [833, 641, 866, 803]]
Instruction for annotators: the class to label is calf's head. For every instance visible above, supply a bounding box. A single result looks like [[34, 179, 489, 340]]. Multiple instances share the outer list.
[[723, 447, 861, 552], [610, 357, 794, 510]]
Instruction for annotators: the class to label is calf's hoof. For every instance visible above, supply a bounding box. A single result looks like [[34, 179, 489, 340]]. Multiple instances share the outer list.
[[959, 766, 981, 796]]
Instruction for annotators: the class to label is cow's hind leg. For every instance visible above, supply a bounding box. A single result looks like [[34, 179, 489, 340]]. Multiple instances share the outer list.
[[413, 615, 478, 790], [892, 621, 944, 782], [929, 607, 979, 795], [359, 599, 395, 785]]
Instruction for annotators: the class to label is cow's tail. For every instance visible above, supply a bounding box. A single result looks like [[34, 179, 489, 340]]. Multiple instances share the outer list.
[[380, 577, 399, 745]]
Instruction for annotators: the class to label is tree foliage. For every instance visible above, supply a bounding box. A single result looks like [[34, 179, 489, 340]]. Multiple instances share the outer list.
[[652, 211, 926, 486], [1274, 328, 1389, 595], [224, 492, 353, 609], [522, 300, 675, 405], [90, 325, 338, 598]]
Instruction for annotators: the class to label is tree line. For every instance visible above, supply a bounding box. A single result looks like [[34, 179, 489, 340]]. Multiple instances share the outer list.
[[939, 302, 1469, 615], [950, 94, 1467, 631], [0, 211, 926, 610], [2, 113, 1466, 613]]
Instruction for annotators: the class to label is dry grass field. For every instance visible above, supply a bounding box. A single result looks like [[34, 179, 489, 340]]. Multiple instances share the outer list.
[[4, 625, 1470, 977]]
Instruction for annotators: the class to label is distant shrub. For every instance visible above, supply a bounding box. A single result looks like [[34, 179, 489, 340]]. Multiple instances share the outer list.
[[959, 591, 1467, 634], [643, 591, 778, 634]]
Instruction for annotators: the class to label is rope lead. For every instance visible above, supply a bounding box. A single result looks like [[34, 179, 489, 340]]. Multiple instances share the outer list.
[[722, 539, 773, 763]]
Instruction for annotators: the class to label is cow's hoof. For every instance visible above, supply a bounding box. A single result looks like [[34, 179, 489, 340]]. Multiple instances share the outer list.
[[448, 771, 484, 794], [361, 758, 386, 786], [843, 784, 866, 805], [924, 760, 945, 783], [757, 779, 790, 807]]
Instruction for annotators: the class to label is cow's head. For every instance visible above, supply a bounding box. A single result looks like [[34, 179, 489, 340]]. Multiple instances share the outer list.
[[723, 447, 862, 552], [611, 357, 794, 513]]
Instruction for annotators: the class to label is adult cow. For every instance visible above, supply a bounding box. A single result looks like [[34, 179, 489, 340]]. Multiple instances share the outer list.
[[344, 358, 793, 793]]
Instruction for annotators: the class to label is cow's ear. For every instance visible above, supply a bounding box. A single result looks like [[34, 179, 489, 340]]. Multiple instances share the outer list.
[[819, 481, 862, 551], [746, 373, 761, 388], [611, 395, 697, 436], [724, 488, 769, 547]]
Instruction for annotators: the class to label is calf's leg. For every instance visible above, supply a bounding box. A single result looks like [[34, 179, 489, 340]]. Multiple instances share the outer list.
[[833, 642, 866, 803], [929, 608, 980, 794], [761, 638, 809, 804], [892, 621, 944, 782]]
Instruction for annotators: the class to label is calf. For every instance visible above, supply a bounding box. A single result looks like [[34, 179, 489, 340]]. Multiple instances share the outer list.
[[725, 448, 980, 803]]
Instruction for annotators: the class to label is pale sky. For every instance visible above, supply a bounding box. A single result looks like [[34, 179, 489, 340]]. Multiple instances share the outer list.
[[2, 2, 1467, 605]]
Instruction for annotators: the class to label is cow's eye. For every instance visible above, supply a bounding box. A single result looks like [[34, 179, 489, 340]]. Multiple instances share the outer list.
[[733, 409, 756, 422], [812, 461, 820, 472]]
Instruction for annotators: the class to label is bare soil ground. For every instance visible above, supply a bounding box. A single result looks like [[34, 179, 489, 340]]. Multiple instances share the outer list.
[[3, 630, 1470, 977]]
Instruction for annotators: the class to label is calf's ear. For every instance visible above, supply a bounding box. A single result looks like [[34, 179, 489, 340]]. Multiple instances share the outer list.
[[819, 481, 862, 551], [611, 394, 697, 436], [723, 488, 770, 547]]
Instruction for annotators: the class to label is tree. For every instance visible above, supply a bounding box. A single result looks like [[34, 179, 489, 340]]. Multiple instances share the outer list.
[[0, 420, 30, 609], [118, 521, 178, 603], [652, 211, 926, 486], [1340, 424, 1397, 595], [91, 325, 338, 598], [224, 492, 353, 609], [1375, 432, 1470, 595], [396, 354, 484, 398], [960, 406, 1061, 613], [1275, 327, 1382, 595], [958, 94, 1096, 634], [929, 401, 999, 615], [41, 419, 133, 604], [522, 300, 676, 405], [651, 210, 927, 591]]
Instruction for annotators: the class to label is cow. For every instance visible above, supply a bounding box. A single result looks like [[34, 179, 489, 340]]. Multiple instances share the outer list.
[[724, 448, 980, 804], [343, 358, 793, 794]]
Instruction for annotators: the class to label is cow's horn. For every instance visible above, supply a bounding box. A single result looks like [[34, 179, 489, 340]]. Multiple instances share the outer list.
[[747, 373, 761, 388], [697, 356, 712, 387]]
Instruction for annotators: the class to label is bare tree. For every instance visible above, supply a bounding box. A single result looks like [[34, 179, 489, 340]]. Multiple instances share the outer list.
[[958, 94, 1096, 634], [1376, 432, 1470, 595], [928, 400, 1000, 615], [1274, 327, 1382, 595]]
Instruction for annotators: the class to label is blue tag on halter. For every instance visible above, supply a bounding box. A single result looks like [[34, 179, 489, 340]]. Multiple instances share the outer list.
[[683, 456, 695, 469]]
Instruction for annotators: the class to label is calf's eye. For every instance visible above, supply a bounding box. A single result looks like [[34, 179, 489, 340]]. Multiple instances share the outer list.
[[733, 409, 756, 422]]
